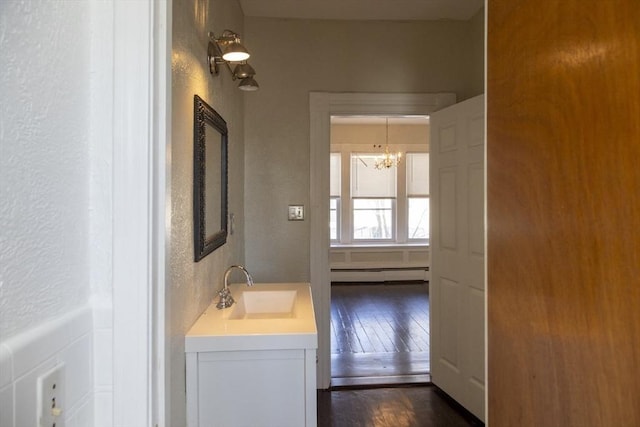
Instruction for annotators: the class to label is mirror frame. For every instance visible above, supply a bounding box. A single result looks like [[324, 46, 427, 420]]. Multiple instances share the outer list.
[[193, 94, 228, 261]]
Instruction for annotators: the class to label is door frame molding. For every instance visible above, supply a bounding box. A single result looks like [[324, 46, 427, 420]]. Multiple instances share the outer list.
[[111, 1, 170, 425], [309, 92, 456, 388]]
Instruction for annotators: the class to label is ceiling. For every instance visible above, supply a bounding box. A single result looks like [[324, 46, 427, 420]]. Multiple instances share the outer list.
[[239, 0, 484, 21]]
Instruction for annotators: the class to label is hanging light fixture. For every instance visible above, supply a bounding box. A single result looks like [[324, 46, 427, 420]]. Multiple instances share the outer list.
[[374, 118, 402, 169], [207, 30, 260, 91]]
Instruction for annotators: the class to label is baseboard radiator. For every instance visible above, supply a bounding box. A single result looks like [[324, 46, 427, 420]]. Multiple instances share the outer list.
[[331, 267, 429, 282], [330, 246, 430, 282]]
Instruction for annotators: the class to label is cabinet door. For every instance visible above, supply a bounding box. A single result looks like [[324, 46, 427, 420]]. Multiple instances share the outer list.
[[197, 350, 306, 427]]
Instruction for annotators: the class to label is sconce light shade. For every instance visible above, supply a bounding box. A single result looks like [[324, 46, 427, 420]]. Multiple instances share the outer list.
[[221, 42, 250, 62], [232, 63, 256, 79], [238, 77, 259, 91]]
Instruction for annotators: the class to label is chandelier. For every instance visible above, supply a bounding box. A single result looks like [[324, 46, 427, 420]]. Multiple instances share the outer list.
[[373, 118, 402, 169]]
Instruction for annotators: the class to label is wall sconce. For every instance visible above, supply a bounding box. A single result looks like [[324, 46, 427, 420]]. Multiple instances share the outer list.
[[207, 30, 259, 91]]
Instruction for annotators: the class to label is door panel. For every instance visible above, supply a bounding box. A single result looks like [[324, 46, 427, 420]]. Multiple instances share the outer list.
[[440, 278, 460, 368], [468, 164, 484, 258], [439, 169, 458, 249], [488, 1, 640, 425], [430, 94, 485, 421]]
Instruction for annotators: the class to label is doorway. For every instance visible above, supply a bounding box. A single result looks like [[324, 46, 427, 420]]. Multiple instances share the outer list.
[[309, 92, 457, 389], [328, 113, 432, 385]]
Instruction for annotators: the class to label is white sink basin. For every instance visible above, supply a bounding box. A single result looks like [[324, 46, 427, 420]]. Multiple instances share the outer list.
[[185, 283, 317, 353], [229, 289, 298, 319]]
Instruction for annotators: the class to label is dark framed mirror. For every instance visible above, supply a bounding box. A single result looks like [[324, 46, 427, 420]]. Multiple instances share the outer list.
[[193, 94, 228, 261]]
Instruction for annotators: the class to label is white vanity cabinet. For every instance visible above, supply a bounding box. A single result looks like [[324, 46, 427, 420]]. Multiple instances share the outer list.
[[186, 348, 316, 427], [185, 283, 318, 427]]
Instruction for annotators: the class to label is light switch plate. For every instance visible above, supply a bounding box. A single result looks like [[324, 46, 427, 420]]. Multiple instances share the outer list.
[[288, 205, 304, 221]]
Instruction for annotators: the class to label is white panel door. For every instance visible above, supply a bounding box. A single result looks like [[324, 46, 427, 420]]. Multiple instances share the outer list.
[[430, 94, 485, 421]]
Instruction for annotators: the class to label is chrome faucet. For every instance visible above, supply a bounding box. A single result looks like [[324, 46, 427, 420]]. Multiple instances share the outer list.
[[216, 265, 254, 309]]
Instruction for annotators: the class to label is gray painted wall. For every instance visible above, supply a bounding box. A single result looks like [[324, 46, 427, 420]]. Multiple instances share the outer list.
[[170, 0, 246, 423], [243, 13, 484, 281]]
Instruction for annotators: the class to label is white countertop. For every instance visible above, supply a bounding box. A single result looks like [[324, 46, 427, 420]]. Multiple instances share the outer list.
[[185, 282, 318, 353]]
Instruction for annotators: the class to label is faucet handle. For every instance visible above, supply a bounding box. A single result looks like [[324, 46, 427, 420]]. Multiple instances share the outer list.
[[216, 287, 235, 309]]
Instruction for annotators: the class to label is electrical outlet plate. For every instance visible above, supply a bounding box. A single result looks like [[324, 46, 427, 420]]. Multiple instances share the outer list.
[[37, 364, 65, 427]]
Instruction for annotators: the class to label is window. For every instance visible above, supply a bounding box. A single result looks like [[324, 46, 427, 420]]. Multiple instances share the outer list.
[[353, 198, 394, 239], [408, 197, 429, 239], [350, 153, 396, 240], [329, 197, 340, 241], [329, 116, 430, 245], [406, 153, 429, 241]]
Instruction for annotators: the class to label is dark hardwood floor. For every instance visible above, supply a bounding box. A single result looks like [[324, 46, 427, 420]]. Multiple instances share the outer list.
[[323, 283, 482, 426], [317, 385, 483, 427], [331, 282, 430, 385]]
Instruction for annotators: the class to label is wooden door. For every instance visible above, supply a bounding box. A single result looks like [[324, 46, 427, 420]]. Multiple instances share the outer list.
[[488, 1, 640, 425], [430, 94, 485, 421]]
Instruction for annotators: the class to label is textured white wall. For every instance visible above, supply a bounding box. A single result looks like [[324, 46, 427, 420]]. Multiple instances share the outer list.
[[243, 16, 485, 282], [0, 0, 92, 339], [0, 2, 99, 426], [170, 0, 246, 424]]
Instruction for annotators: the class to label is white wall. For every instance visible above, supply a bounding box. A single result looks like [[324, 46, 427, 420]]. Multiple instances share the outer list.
[[0, 0, 92, 343], [243, 16, 485, 282], [0, 1, 97, 426], [169, 0, 246, 424]]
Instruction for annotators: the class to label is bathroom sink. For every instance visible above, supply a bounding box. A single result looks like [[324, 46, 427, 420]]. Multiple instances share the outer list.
[[185, 282, 317, 353], [229, 289, 297, 319], [185, 282, 318, 427]]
